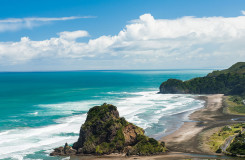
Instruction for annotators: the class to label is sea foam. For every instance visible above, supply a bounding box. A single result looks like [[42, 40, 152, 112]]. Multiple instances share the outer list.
[[0, 91, 204, 159]]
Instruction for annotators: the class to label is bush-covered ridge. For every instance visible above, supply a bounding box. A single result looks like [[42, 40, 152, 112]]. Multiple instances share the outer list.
[[159, 62, 245, 96], [207, 62, 245, 77], [227, 131, 245, 156], [50, 103, 166, 156]]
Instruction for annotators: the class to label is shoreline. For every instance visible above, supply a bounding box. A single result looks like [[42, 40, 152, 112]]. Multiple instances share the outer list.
[[161, 94, 225, 154], [160, 94, 245, 158], [153, 95, 207, 140], [72, 94, 242, 160], [68, 94, 245, 160]]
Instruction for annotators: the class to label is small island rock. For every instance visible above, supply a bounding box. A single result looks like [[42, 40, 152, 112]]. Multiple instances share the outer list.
[[50, 103, 166, 156]]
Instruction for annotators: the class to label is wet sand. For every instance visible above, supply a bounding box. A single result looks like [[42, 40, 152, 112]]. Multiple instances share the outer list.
[[162, 94, 224, 153], [72, 94, 245, 160], [161, 94, 245, 155]]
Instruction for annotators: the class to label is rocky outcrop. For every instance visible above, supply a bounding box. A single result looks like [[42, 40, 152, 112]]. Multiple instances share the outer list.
[[50, 103, 166, 156], [50, 143, 76, 156], [123, 124, 139, 146], [159, 79, 187, 94]]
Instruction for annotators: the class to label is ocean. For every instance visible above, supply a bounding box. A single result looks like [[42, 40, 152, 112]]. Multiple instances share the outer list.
[[0, 70, 212, 160]]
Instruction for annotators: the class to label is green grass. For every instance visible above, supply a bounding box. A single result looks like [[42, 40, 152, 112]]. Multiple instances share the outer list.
[[225, 96, 245, 115], [208, 124, 245, 152]]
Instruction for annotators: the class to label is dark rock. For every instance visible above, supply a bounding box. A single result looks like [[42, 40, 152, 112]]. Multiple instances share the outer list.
[[50, 147, 64, 156], [50, 103, 166, 156], [64, 143, 77, 155], [50, 143, 77, 156]]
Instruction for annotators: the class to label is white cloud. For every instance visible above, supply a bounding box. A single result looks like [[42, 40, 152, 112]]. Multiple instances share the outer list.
[[0, 16, 94, 23], [59, 30, 89, 40], [242, 10, 245, 15], [1, 14, 245, 70], [0, 16, 95, 32]]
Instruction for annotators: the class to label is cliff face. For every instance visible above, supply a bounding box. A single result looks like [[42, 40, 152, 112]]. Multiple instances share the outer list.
[[159, 79, 187, 94], [50, 103, 165, 156], [159, 62, 245, 95]]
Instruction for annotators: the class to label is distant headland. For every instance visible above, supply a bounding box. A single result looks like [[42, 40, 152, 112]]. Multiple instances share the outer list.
[[159, 62, 245, 95], [160, 62, 245, 158]]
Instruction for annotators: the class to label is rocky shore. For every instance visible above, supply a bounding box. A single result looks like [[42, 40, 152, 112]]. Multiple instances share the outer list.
[[50, 95, 245, 160], [50, 103, 166, 157]]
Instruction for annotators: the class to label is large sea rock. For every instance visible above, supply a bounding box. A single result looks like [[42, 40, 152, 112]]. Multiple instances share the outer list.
[[50, 103, 166, 156]]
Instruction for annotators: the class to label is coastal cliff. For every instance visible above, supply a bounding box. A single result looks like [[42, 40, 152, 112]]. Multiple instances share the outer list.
[[159, 62, 245, 95], [50, 103, 166, 156]]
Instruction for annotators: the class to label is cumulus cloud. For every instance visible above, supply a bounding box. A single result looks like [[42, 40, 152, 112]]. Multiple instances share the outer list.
[[59, 30, 89, 40], [1, 14, 245, 69], [0, 16, 95, 32], [242, 10, 245, 15]]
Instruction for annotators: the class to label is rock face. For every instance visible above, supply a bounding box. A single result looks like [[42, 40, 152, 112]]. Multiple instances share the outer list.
[[159, 79, 187, 94], [50, 103, 166, 156], [50, 143, 77, 156]]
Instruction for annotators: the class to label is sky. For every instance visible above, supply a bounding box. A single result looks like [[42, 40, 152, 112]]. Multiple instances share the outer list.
[[0, 0, 245, 71]]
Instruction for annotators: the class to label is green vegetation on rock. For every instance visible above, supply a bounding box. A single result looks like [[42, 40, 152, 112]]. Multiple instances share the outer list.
[[51, 103, 166, 156], [159, 62, 245, 96]]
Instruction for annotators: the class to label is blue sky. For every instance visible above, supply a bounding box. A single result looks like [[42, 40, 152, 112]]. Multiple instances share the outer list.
[[1, 0, 244, 41], [0, 0, 245, 71]]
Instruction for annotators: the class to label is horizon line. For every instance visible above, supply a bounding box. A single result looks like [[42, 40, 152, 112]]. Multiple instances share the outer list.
[[0, 68, 222, 73]]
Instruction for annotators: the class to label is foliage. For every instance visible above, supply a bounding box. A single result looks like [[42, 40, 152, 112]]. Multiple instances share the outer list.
[[73, 103, 166, 155], [207, 62, 245, 77], [128, 135, 165, 155], [160, 62, 245, 96], [216, 148, 222, 153], [222, 126, 232, 131], [225, 96, 245, 115], [208, 124, 244, 152], [227, 133, 245, 155]]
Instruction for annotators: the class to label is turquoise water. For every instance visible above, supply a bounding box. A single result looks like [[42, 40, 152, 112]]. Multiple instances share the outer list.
[[0, 70, 212, 160]]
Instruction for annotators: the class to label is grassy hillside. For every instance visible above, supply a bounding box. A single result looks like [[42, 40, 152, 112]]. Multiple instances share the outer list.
[[225, 96, 245, 115], [208, 124, 245, 153]]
